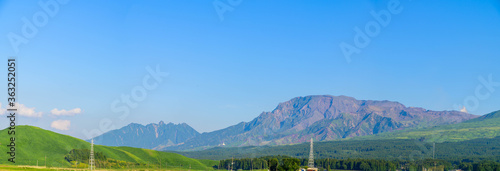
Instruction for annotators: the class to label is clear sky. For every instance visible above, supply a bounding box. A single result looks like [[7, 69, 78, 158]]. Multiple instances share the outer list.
[[0, 0, 499, 139]]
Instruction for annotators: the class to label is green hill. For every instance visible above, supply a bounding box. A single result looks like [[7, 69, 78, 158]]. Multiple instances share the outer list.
[[0, 125, 216, 170], [350, 110, 500, 142]]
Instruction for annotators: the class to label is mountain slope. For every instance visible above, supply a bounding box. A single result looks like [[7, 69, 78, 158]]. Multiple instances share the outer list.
[[92, 121, 200, 149], [177, 110, 500, 160], [0, 126, 214, 170], [164, 95, 477, 151], [352, 110, 500, 142]]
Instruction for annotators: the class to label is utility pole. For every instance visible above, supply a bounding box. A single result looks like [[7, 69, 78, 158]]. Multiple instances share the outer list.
[[432, 142, 435, 159], [433, 142, 436, 169]]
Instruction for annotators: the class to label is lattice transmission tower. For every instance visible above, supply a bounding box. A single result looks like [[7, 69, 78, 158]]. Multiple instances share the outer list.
[[89, 139, 95, 170], [308, 138, 314, 168]]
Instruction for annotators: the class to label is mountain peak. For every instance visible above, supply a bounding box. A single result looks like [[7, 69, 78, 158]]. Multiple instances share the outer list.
[[93, 95, 481, 151], [164, 95, 478, 151], [93, 121, 200, 149]]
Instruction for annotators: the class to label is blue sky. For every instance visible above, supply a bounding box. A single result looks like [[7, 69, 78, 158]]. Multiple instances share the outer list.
[[0, 0, 499, 139]]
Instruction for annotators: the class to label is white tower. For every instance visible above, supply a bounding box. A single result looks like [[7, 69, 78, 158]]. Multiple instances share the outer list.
[[89, 139, 95, 170], [308, 138, 314, 168]]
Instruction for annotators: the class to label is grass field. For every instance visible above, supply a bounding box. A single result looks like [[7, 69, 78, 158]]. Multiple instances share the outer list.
[[0, 126, 217, 170], [0, 165, 272, 171], [0, 164, 216, 171]]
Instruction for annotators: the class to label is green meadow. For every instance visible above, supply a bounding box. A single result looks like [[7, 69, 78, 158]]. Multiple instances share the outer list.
[[0, 126, 217, 170]]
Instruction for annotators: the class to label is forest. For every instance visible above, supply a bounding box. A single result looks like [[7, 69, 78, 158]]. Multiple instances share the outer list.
[[217, 156, 500, 171], [64, 149, 150, 169], [177, 136, 500, 163]]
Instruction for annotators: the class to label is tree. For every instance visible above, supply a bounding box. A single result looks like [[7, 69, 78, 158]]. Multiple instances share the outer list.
[[459, 162, 473, 171], [360, 162, 371, 171], [269, 158, 279, 171], [278, 158, 300, 171]]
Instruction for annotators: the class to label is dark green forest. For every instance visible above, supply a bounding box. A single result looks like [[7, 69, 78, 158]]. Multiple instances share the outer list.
[[64, 149, 152, 169], [216, 156, 500, 171], [177, 136, 500, 170], [176, 136, 500, 163], [64, 149, 107, 163]]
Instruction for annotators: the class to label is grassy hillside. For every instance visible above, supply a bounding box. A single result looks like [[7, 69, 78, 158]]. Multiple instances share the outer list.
[[0, 125, 215, 170], [350, 110, 500, 142]]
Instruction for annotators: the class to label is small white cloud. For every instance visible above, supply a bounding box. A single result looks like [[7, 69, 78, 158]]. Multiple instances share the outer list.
[[0, 103, 6, 115], [51, 120, 71, 130], [51, 108, 82, 116], [460, 106, 468, 113], [17, 103, 43, 117]]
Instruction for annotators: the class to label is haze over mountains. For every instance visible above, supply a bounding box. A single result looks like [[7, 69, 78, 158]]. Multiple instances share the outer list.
[[92, 95, 478, 151]]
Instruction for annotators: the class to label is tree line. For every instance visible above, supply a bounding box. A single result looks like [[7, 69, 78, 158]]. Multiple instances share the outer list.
[[64, 149, 149, 169], [217, 156, 500, 171]]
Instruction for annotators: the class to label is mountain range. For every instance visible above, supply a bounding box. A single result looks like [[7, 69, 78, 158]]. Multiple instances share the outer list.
[[175, 110, 500, 160], [92, 95, 479, 151]]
